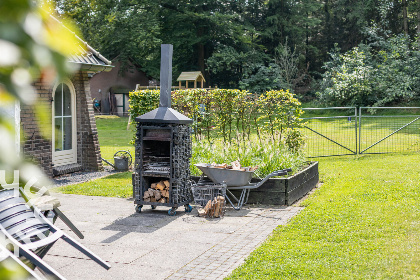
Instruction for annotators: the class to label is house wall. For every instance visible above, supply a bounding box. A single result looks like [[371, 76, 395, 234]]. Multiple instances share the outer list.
[[89, 60, 149, 114], [22, 71, 103, 177]]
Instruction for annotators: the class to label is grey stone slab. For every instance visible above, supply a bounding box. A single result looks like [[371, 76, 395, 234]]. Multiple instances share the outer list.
[[47, 241, 150, 264], [43, 193, 302, 280]]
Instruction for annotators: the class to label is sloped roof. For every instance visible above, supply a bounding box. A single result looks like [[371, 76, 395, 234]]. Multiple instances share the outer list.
[[176, 71, 206, 82], [52, 16, 113, 72]]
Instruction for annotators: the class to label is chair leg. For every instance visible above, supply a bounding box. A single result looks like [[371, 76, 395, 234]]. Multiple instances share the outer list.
[[18, 245, 67, 280], [52, 208, 84, 239], [61, 235, 111, 270]]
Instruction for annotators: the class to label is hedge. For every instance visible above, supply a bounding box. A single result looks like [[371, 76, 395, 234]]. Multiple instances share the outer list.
[[128, 89, 304, 150]]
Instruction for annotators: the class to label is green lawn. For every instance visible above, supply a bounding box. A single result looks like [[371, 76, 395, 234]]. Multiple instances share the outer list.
[[227, 153, 420, 279], [55, 172, 132, 198], [95, 116, 135, 164]]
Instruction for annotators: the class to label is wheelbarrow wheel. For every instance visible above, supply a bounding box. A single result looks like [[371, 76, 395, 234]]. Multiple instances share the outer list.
[[168, 208, 177, 216], [135, 205, 142, 213]]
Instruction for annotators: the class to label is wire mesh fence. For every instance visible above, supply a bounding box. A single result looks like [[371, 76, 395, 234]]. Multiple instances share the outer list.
[[359, 107, 420, 154], [302, 107, 420, 157], [301, 108, 357, 157]]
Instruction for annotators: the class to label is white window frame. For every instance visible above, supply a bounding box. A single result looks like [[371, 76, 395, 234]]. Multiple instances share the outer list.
[[52, 79, 77, 166]]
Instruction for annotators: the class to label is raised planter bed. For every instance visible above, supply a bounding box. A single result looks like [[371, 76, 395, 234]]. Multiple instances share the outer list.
[[192, 161, 318, 206]]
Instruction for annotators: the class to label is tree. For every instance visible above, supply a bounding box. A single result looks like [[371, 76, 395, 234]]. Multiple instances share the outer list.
[[55, 0, 162, 77]]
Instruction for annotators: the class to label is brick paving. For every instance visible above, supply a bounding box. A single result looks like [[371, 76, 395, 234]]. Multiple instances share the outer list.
[[165, 207, 302, 280], [45, 193, 302, 280]]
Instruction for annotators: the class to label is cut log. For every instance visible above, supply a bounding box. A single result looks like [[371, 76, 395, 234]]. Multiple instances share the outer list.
[[197, 208, 206, 217], [214, 196, 225, 217], [213, 198, 221, 218], [156, 181, 166, 191], [158, 198, 166, 203], [204, 200, 213, 217], [154, 189, 162, 200], [163, 180, 170, 188], [150, 197, 156, 202], [143, 191, 150, 199], [143, 197, 151, 202], [162, 189, 169, 198], [151, 183, 157, 189]]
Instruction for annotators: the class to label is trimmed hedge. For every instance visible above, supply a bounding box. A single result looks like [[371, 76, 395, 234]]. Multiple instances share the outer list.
[[129, 88, 304, 150]]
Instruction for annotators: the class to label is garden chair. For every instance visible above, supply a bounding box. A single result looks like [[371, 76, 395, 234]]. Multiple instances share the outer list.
[[30, 194, 84, 239], [0, 189, 110, 279], [0, 241, 44, 280]]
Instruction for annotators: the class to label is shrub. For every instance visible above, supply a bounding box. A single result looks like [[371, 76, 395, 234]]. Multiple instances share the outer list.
[[317, 29, 420, 107], [129, 88, 305, 152]]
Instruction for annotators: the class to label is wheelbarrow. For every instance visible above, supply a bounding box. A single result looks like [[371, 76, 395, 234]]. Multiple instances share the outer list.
[[101, 150, 133, 171], [195, 163, 292, 210]]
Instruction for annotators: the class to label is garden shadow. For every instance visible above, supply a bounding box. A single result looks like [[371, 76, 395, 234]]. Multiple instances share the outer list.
[[100, 207, 190, 243]]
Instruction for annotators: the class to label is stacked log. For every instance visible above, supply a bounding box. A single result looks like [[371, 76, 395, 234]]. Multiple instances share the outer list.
[[143, 180, 170, 203], [197, 196, 225, 218]]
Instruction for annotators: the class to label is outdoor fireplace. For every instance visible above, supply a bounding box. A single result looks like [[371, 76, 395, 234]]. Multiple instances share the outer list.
[[133, 44, 193, 215]]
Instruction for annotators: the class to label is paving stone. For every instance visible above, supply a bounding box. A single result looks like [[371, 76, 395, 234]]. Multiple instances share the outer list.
[[42, 193, 302, 280]]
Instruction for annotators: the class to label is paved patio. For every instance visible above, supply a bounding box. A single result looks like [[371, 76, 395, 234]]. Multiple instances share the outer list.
[[44, 193, 303, 280]]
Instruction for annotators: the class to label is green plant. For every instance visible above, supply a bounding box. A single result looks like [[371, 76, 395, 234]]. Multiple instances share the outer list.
[[191, 138, 306, 178], [128, 89, 160, 118], [257, 89, 304, 143]]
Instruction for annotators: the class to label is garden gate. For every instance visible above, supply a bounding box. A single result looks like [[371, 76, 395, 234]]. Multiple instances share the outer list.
[[302, 107, 420, 157]]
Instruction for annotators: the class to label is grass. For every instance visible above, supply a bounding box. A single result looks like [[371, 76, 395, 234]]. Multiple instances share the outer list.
[[95, 116, 135, 163], [302, 115, 420, 157], [54, 172, 132, 198], [227, 153, 420, 279]]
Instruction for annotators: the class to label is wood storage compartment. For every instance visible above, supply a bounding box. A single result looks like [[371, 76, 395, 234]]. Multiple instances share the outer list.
[[133, 125, 193, 215]]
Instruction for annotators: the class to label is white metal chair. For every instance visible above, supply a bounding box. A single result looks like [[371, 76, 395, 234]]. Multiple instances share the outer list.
[[0, 189, 110, 280]]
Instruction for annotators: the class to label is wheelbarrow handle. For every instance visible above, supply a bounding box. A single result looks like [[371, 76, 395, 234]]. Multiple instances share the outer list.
[[272, 168, 292, 176]]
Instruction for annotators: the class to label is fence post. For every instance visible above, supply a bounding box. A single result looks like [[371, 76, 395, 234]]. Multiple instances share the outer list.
[[358, 107, 362, 154], [355, 107, 358, 155]]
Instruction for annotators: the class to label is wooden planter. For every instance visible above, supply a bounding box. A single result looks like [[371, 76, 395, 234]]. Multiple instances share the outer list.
[[193, 161, 319, 206], [244, 161, 318, 205]]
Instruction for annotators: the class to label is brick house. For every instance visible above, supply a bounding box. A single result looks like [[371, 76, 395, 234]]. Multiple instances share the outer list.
[[21, 37, 113, 177], [89, 58, 150, 115]]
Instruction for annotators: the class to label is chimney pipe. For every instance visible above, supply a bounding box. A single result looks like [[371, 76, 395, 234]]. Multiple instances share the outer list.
[[159, 44, 173, 108]]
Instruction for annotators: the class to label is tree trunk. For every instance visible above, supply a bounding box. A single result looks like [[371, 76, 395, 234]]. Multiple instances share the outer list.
[[403, 0, 408, 34], [198, 43, 205, 75], [418, 0, 420, 44]]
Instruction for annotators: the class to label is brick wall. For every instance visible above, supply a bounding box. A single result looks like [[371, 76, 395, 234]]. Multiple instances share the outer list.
[[22, 71, 103, 177], [73, 71, 103, 171]]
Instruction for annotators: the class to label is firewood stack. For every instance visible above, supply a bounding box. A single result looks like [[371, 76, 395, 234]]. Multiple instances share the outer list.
[[142, 180, 170, 203], [197, 196, 225, 218]]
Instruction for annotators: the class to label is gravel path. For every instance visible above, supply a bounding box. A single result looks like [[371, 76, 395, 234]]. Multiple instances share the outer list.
[[52, 166, 123, 187]]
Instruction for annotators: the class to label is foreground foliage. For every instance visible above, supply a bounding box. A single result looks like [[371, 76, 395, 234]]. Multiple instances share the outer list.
[[227, 153, 420, 279]]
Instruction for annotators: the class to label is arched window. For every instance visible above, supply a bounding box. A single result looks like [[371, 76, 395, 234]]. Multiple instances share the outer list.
[[52, 80, 76, 166]]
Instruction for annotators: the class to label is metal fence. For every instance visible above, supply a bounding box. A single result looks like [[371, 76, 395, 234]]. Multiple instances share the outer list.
[[302, 107, 420, 157]]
